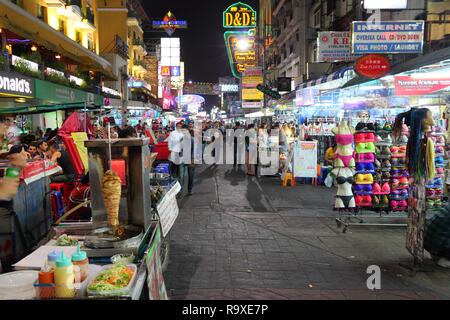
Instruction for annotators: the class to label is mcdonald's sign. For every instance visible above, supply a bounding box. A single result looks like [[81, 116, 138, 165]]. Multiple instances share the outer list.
[[161, 66, 171, 76]]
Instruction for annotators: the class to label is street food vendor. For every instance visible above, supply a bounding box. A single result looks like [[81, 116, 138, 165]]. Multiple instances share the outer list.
[[49, 143, 77, 183], [0, 145, 28, 272]]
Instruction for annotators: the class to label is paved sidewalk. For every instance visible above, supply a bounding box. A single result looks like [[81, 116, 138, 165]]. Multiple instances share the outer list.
[[164, 165, 450, 300]]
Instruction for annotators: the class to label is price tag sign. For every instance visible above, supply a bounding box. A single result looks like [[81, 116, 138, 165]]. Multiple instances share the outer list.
[[156, 182, 181, 237]]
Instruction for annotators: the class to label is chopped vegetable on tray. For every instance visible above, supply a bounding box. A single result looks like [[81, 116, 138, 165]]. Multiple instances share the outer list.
[[55, 234, 78, 246], [88, 264, 135, 292]]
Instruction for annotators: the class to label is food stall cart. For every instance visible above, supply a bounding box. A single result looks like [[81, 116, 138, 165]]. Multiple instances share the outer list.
[[0, 159, 61, 268], [2, 138, 179, 300]]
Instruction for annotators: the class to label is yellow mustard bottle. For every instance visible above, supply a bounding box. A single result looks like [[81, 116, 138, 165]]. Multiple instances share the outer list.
[[54, 252, 75, 298]]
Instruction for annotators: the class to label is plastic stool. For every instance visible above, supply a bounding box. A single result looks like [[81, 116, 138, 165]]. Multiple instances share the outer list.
[[50, 191, 65, 222], [50, 183, 65, 194], [282, 173, 296, 187]]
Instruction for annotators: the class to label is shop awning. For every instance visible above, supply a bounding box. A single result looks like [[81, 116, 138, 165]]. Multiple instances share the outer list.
[[296, 67, 355, 90], [0, 102, 97, 115], [0, 1, 117, 81], [342, 46, 450, 89]]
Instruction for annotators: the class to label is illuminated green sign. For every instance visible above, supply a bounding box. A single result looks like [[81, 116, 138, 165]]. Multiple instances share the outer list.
[[224, 30, 258, 79], [223, 2, 257, 28]]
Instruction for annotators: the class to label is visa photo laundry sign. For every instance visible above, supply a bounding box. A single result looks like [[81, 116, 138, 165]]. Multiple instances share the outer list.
[[317, 32, 356, 62], [352, 21, 424, 54]]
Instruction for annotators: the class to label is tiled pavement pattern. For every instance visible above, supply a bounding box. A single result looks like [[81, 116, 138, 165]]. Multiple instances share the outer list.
[[164, 165, 450, 300]]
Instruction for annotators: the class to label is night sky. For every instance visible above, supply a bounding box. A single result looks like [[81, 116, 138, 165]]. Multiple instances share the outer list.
[[141, 0, 259, 83]]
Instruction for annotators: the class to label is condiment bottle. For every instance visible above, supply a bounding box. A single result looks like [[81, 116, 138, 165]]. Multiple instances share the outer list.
[[5, 167, 20, 178], [54, 252, 75, 298], [71, 245, 89, 282], [47, 250, 60, 269], [38, 262, 55, 299]]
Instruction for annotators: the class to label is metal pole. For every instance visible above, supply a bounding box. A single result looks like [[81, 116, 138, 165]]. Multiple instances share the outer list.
[[84, 102, 87, 133]]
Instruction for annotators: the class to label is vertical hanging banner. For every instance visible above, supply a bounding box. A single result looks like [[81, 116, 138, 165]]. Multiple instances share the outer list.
[[223, 2, 258, 78], [242, 67, 263, 108]]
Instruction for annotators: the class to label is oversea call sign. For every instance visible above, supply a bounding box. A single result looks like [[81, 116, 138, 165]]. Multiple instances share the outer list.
[[223, 2, 256, 28]]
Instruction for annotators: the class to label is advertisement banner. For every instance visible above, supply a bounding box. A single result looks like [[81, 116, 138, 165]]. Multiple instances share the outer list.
[[364, 0, 407, 9], [242, 101, 263, 108], [242, 88, 263, 100], [71, 132, 89, 173], [0, 71, 34, 98], [293, 141, 318, 178], [242, 67, 263, 104], [317, 32, 355, 62], [394, 75, 450, 96], [146, 226, 169, 300], [34, 79, 103, 105], [352, 21, 424, 54]]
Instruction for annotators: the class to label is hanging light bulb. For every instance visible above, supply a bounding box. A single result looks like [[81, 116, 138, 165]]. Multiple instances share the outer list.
[[55, 54, 61, 59], [31, 45, 37, 52]]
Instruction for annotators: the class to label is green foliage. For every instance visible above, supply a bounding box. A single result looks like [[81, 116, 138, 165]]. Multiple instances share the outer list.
[[12, 60, 41, 78], [47, 59, 66, 72], [45, 72, 70, 86], [21, 52, 43, 65]]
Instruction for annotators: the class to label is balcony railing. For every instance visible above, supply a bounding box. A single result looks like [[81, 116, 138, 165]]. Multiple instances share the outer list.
[[133, 60, 146, 68], [6, 53, 98, 91], [67, 0, 81, 7], [133, 39, 147, 51], [83, 8, 95, 27], [10, 0, 24, 8], [43, 0, 66, 7]]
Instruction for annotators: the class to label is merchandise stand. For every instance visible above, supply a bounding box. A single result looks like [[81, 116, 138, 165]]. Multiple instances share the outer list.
[[334, 121, 410, 233], [335, 211, 408, 234]]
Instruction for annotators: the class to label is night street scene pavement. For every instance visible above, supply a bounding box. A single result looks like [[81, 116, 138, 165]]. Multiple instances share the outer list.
[[0, 0, 450, 306]]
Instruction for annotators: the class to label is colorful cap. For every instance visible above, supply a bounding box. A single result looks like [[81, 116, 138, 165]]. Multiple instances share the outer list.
[[56, 251, 72, 268], [47, 250, 61, 262], [71, 245, 87, 262]]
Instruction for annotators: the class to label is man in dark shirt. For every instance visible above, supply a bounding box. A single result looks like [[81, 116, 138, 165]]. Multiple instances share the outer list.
[[0, 145, 28, 272], [49, 144, 77, 183]]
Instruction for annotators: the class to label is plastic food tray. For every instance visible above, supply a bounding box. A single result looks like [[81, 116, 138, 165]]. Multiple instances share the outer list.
[[0, 270, 38, 300], [86, 264, 137, 297]]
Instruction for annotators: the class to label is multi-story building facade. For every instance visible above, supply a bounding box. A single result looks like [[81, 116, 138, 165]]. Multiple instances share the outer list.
[[0, 0, 159, 129], [0, 0, 121, 129], [260, 0, 450, 93]]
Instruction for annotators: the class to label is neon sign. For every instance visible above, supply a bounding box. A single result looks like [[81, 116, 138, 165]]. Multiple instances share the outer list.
[[152, 11, 187, 36], [224, 30, 258, 78], [223, 2, 257, 28]]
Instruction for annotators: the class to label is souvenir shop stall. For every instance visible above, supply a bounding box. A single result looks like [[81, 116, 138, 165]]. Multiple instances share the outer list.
[[0, 137, 178, 300]]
